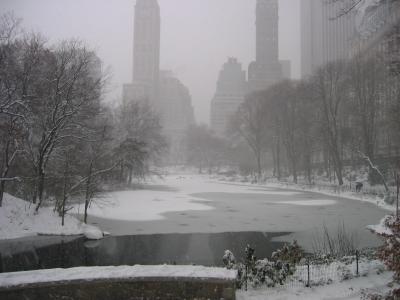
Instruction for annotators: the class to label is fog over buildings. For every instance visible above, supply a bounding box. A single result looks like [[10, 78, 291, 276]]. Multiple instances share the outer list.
[[211, 0, 286, 136], [0, 0, 301, 124]]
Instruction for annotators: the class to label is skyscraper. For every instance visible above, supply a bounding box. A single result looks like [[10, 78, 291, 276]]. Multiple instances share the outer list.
[[210, 0, 283, 137], [210, 58, 247, 137], [124, 0, 160, 105], [248, 0, 282, 92], [301, 0, 356, 78], [159, 71, 195, 162], [123, 0, 196, 163]]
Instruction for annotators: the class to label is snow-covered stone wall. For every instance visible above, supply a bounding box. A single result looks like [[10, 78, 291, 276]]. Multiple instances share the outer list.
[[0, 265, 237, 300]]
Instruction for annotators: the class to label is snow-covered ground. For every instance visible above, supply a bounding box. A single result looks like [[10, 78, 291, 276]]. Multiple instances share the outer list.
[[237, 271, 394, 300], [238, 258, 394, 300], [0, 193, 101, 240]]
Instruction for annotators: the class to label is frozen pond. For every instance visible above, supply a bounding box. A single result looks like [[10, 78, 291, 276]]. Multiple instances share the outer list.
[[0, 175, 387, 272], [84, 176, 386, 251]]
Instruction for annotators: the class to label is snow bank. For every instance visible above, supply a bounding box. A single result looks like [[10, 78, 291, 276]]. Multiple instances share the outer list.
[[0, 265, 237, 288], [216, 176, 395, 212], [0, 193, 102, 240], [367, 215, 394, 236], [82, 224, 104, 240], [278, 199, 336, 206]]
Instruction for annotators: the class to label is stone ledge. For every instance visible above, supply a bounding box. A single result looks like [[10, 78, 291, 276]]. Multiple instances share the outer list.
[[0, 265, 237, 300]]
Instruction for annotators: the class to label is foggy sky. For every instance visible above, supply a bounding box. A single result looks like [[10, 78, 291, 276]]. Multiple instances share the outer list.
[[0, 0, 300, 124]]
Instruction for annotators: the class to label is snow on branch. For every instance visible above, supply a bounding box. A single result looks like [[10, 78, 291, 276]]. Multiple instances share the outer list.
[[358, 150, 389, 193], [0, 177, 21, 182]]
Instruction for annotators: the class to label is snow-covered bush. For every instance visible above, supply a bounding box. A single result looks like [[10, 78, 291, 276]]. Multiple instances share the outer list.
[[250, 258, 293, 288], [375, 215, 400, 280], [222, 250, 236, 269], [336, 263, 353, 281], [367, 215, 400, 298], [223, 242, 303, 289], [362, 288, 400, 300], [271, 240, 303, 265]]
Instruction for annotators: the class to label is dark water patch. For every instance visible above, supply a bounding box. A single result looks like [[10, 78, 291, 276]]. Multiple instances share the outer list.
[[0, 232, 290, 273], [129, 184, 179, 192]]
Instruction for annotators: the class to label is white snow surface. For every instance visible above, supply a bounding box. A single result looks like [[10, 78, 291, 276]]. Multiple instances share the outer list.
[[278, 199, 336, 206], [237, 271, 393, 300], [0, 193, 100, 240], [76, 175, 339, 222], [217, 177, 396, 212], [367, 215, 394, 236], [82, 224, 104, 240], [0, 265, 237, 288], [238, 259, 393, 300], [77, 189, 213, 221]]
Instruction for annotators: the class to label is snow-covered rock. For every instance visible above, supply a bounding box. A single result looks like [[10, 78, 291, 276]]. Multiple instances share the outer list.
[[82, 224, 103, 240]]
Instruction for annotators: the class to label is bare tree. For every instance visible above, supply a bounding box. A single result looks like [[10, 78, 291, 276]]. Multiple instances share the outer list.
[[358, 151, 390, 193], [349, 55, 385, 162], [115, 100, 166, 183], [185, 124, 228, 174], [20, 40, 104, 211], [296, 81, 318, 184], [0, 13, 25, 205], [230, 92, 270, 180], [54, 116, 116, 225], [327, 0, 391, 17], [313, 61, 349, 185], [0, 116, 22, 206]]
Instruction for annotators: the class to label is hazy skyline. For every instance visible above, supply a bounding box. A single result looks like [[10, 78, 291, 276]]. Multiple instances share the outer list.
[[1, 0, 301, 124]]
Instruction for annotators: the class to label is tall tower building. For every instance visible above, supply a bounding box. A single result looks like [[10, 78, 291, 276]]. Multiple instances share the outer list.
[[301, 0, 356, 78], [248, 0, 282, 93], [123, 0, 196, 163], [301, 0, 324, 78], [159, 71, 195, 162], [211, 58, 247, 137], [123, 0, 160, 105]]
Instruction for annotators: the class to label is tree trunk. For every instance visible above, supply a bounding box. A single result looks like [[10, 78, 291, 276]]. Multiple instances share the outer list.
[[276, 140, 281, 180], [272, 144, 277, 177], [128, 167, 133, 185], [119, 161, 124, 182], [256, 151, 262, 181], [332, 151, 344, 185], [0, 181, 5, 207], [61, 194, 67, 226], [84, 162, 94, 224], [292, 159, 298, 184], [305, 153, 312, 185], [61, 158, 69, 227], [35, 170, 45, 212]]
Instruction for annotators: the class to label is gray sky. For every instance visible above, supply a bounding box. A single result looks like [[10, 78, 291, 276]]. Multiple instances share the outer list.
[[1, 0, 300, 124]]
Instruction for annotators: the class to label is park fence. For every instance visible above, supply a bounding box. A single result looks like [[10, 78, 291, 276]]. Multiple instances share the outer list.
[[281, 251, 363, 289]]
